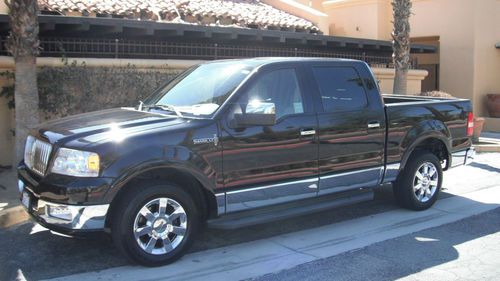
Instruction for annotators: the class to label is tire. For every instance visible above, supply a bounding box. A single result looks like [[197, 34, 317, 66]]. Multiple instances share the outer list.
[[393, 152, 443, 211], [110, 181, 200, 266]]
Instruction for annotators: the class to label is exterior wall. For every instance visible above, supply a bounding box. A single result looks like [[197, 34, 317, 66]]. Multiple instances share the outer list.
[[321, 0, 392, 40], [0, 56, 426, 166], [372, 68, 428, 95], [410, 0, 500, 130], [472, 1, 500, 121], [264, 0, 330, 34]]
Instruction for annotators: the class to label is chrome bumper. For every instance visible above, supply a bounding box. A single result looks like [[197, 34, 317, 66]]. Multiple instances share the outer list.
[[450, 147, 475, 168], [19, 181, 109, 231]]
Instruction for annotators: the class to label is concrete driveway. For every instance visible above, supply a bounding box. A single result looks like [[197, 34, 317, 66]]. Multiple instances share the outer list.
[[1, 153, 499, 281]]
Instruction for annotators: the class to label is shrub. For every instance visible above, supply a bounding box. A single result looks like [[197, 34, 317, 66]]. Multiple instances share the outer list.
[[37, 60, 183, 121], [419, 91, 454, 98]]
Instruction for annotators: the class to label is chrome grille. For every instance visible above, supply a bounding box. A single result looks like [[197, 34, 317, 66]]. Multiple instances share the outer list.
[[24, 136, 53, 176]]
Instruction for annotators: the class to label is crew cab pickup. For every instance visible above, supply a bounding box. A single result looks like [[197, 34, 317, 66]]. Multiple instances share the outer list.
[[18, 58, 475, 266]]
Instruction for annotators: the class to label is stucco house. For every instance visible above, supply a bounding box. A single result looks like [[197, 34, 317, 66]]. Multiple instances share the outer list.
[[6, 0, 488, 166], [273, 0, 500, 132]]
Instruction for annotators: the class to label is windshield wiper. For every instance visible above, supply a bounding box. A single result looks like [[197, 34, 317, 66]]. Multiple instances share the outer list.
[[143, 104, 183, 118], [137, 100, 144, 111]]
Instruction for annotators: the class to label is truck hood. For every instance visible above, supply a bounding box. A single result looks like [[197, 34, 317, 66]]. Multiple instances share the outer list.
[[36, 108, 186, 146]]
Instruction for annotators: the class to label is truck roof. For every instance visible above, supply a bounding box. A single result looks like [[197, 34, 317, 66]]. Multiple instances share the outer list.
[[202, 57, 362, 68]]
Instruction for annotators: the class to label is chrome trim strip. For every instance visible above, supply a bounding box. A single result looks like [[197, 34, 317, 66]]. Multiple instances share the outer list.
[[318, 166, 383, 195], [226, 177, 318, 195], [225, 177, 319, 213], [215, 192, 226, 216], [383, 162, 401, 183], [319, 166, 383, 180]]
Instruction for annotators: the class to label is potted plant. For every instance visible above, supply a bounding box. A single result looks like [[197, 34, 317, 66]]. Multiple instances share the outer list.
[[486, 94, 500, 117]]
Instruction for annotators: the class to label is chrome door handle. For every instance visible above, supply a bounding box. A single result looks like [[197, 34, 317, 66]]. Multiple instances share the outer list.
[[300, 129, 316, 136], [367, 122, 381, 129]]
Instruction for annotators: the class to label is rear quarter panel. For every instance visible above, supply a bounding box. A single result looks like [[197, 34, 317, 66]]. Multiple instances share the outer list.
[[385, 99, 472, 167]]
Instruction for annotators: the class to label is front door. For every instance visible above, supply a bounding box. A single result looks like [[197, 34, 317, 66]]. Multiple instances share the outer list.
[[220, 65, 319, 213]]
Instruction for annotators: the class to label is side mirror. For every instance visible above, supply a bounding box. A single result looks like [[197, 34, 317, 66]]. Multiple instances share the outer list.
[[233, 101, 276, 127]]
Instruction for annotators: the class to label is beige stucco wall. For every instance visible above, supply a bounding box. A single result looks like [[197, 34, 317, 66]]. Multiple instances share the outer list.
[[322, 0, 392, 40], [372, 68, 428, 95], [410, 0, 500, 130], [471, 0, 500, 122]]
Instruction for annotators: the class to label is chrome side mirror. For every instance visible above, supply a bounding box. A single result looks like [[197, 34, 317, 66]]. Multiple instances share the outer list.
[[233, 101, 276, 127]]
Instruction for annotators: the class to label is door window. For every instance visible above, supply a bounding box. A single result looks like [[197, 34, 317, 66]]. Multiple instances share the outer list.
[[312, 67, 368, 112], [237, 68, 304, 120]]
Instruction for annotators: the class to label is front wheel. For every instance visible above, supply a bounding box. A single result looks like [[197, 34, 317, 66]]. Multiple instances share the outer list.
[[110, 182, 200, 266], [393, 152, 443, 210]]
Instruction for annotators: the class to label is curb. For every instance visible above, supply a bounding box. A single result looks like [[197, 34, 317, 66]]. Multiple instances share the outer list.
[[474, 137, 500, 153], [0, 205, 29, 229], [475, 145, 500, 153]]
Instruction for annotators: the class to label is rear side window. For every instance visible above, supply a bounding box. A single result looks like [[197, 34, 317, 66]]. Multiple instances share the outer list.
[[312, 67, 368, 112]]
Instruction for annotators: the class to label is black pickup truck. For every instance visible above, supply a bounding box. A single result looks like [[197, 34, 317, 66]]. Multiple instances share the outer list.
[[18, 58, 475, 266]]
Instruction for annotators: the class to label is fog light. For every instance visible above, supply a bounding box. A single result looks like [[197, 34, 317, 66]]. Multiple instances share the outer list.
[[18, 180, 24, 193], [47, 205, 73, 221]]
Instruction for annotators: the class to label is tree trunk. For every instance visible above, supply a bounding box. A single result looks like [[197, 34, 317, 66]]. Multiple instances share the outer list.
[[13, 56, 39, 166], [391, 0, 412, 95], [393, 67, 408, 95], [5, 0, 40, 166]]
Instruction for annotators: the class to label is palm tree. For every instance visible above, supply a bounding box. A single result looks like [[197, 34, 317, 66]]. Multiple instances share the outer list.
[[5, 0, 40, 165], [391, 0, 412, 95]]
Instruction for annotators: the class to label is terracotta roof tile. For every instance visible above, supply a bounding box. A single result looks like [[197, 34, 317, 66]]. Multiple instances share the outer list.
[[38, 0, 319, 33]]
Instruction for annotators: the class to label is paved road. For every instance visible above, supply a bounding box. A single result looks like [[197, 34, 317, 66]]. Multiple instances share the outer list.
[[1, 153, 499, 281]]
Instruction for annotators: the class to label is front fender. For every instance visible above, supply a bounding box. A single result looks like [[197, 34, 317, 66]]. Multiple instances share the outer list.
[[96, 121, 222, 203], [103, 158, 218, 203]]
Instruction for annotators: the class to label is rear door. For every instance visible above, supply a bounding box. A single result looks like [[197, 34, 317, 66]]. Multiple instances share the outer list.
[[307, 62, 386, 195]]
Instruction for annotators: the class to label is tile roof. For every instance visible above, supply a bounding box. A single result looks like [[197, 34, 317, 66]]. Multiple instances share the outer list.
[[38, 0, 320, 33]]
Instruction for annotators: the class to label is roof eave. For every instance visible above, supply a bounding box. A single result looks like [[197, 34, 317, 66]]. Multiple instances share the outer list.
[[0, 14, 437, 53]]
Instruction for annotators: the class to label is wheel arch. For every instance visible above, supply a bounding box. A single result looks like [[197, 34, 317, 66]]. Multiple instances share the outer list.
[[400, 135, 451, 172], [104, 166, 219, 230]]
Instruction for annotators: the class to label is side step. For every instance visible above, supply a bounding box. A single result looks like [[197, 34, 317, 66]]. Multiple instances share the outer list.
[[207, 189, 374, 229]]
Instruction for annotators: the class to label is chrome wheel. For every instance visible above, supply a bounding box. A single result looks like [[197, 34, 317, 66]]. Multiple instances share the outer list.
[[133, 197, 187, 255], [413, 162, 439, 203]]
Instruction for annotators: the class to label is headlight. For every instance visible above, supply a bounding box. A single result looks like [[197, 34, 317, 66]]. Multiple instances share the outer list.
[[51, 148, 100, 177]]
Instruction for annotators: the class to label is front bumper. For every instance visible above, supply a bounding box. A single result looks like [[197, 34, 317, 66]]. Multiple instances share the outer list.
[[450, 147, 475, 168], [18, 177, 109, 234]]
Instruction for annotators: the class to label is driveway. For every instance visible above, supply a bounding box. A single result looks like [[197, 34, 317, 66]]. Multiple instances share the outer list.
[[1, 153, 499, 281]]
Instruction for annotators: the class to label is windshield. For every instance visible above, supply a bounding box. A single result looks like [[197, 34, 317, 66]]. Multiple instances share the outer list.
[[144, 61, 255, 117]]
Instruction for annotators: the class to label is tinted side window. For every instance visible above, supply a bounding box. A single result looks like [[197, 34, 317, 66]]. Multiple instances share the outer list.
[[239, 68, 304, 119], [312, 67, 368, 112]]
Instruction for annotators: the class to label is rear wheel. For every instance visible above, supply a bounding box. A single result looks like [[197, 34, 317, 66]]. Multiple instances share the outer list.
[[111, 182, 200, 266], [393, 152, 443, 210]]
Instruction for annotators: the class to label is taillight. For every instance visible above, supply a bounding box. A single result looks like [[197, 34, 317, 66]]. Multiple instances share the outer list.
[[467, 112, 474, 137]]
